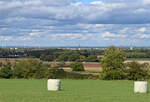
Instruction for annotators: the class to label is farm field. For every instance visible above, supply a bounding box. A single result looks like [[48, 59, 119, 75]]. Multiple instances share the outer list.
[[0, 80, 150, 102], [1, 58, 150, 74], [127, 58, 150, 61]]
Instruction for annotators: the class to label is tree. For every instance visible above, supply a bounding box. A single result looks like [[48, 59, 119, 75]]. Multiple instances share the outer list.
[[79, 55, 86, 62], [40, 54, 45, 61], [86, 55, 98, 62], [70, 62, 84, 71], [44, 55, 54, 61], [100, 46, 126, 80], [57, 54, 68, 61], [40, 54, 54, 61], [125, 61, 149, 80], [69, 53, 80, 61], [13, 58, 47, 79], [0, 61, 13, 78]]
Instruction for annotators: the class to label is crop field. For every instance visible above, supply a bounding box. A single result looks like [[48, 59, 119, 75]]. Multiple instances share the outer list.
[[0, 80, 150, 102]]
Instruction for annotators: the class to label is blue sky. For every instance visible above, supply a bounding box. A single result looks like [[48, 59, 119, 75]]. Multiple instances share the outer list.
[[0, 0, 150, 47]]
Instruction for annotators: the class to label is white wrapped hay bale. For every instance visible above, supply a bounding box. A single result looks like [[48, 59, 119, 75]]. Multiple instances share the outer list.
[[134, 81, 148, 93], [47, 79, 61, 91]]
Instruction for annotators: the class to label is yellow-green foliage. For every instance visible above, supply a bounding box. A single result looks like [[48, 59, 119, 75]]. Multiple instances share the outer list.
[[13, 58, 47, 79], [101, 46, 126, 80]]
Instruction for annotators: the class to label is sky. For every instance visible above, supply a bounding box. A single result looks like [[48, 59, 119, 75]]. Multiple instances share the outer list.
[[0, 0, 150, 47]]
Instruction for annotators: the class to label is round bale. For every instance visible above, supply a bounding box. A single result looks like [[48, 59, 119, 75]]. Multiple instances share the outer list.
[[47, 79, 61, 91], [134, 81, 148, 93]]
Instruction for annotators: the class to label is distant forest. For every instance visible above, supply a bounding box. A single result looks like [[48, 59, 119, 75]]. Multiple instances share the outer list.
[[0, 48, 150, 62]]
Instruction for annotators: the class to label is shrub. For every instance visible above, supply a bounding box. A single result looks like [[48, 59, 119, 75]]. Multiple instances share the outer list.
[[50, 62, 66, 68], [56, 62, 66, 67], [100, 69, 125, 80], [70, 62, 84, 71], [86, 55, 98, 62], [45, 68, 66, 79], [79, 56, 86, 62], [65, 72, 99, 79], [125, 61, 149, 80], [13, 58, 48, 79], [40, 54, 54, 61], [69, 53, 80, 61], [0, 61, 13, 79], [57, 54, 68, 61]]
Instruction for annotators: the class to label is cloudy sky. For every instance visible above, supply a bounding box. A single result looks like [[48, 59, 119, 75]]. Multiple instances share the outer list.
[[0, 0, 150, 47]]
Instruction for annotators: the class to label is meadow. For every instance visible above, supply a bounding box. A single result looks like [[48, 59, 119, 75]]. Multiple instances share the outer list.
[[0, 80, 150, 102]]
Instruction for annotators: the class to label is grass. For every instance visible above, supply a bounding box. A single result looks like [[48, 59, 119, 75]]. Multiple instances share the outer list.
[[0, 79, 150, 102]]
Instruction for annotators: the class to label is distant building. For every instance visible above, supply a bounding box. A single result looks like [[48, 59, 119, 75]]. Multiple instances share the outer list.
[[78, 44, 81, 50], [130, 47, 133, 50]]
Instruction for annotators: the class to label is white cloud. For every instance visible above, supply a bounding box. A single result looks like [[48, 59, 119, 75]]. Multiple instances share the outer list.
[[0, 36, 13, 41], [143, 0, 150, 5], [135, 34, 150, 39], [50, 33, 93, 40], [90, 1, 104, 5], [134, 8, 148, 13], [138, 27, 146, 32], [17, 36, 32, 41], [120, 28, 129, 33], [95, 24, 104, 27], [102, 32, 127, 38], [71, 2, 83, 6], [4, 17, 26, 23], [29, 30, 42, 36]]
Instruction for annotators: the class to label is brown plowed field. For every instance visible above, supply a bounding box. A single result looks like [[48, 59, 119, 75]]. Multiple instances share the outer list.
[[83, 63, 102, 71], [83, 63, 101, 68]]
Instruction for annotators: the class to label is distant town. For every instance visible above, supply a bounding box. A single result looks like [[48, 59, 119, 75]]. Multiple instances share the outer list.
[[1, 46, 150, 50]]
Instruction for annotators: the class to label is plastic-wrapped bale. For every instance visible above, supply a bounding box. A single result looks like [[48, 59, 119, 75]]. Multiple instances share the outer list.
[[47, 79, 61, 91], [134, 81, 148, 93]]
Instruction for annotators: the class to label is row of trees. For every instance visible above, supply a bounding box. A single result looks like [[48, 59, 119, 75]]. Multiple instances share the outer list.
[[38, 49, 150, 62], [101, 46, 149, 80], [40, 53, 99, 62], [0, 59, 87, 79], [1, 48, 150, 60], [0, 59, 48, 79]]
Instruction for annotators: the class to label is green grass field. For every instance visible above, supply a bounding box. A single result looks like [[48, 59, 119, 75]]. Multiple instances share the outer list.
[[0, 80, 150, 102]]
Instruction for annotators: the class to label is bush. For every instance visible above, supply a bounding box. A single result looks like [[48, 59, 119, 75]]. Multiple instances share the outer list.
[[100, 69, 125, 80], [70, 62, 84, 71], [69, 53, 80, 61], [125, 61, 149, 80], [57, 54, 68, 61], [13, 58, 48, 79], [56, 62, 66, 67], [64, 71, 99, 79], [0, 62, 13, 79], [86, 55, 98, 62], [45, 68, 66, 79], [50, 62, 66, 68], [45, 68, 99, 79], [40, 54, 54, 61]]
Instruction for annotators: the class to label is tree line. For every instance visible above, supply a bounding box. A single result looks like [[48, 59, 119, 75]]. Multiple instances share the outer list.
[[1, 48, 150, 61], [0, 58, 97, 79]]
